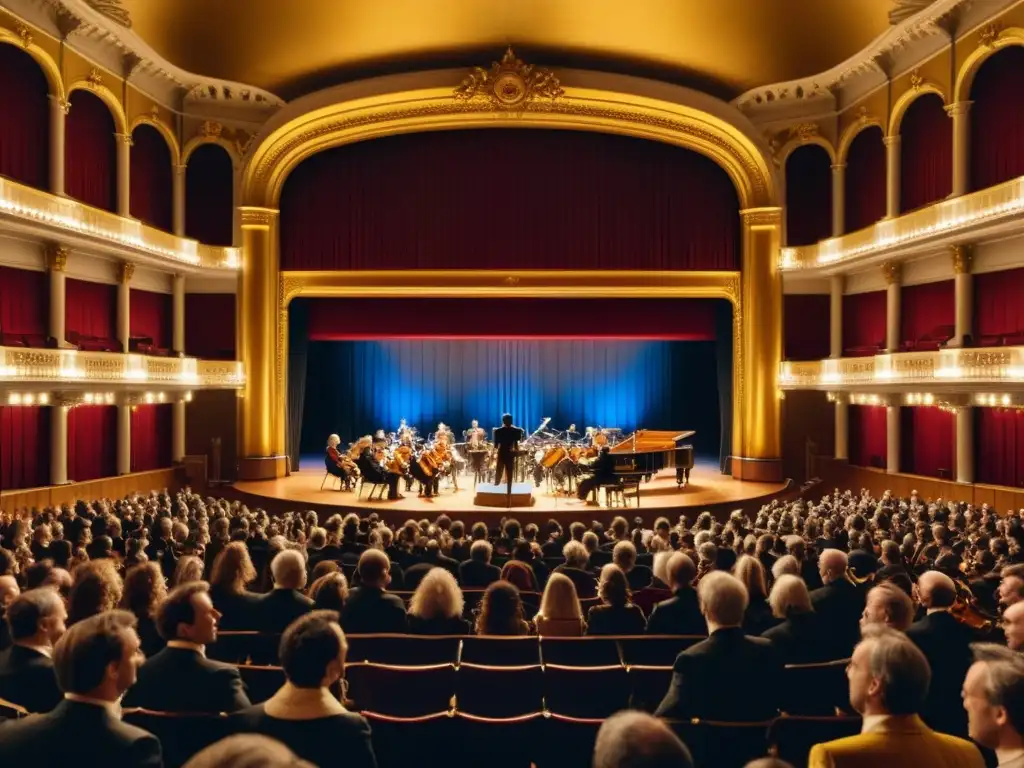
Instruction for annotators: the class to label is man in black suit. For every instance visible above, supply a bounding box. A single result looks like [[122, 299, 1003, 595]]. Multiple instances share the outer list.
[[0, 610, 162, 767], [342, 550, 407, 634], [905, 570, 978, 738], [646, 553, 707, 636], [123, 581, 249, 713], [577, 446, 617, 503], [0, 587, 66, 713], [0, 574, 19, 651], [404, 540, 460, 590], [808, 549, 866, 659], [655, 571, 781, 721], [256, 549, 314, 635], [458, 540, 502, 590], [492, 413, 524, 498]]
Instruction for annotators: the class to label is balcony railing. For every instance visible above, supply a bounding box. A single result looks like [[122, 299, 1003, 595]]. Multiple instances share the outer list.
[[0, 176, 239, 270], [780, 175, 1024, 272]]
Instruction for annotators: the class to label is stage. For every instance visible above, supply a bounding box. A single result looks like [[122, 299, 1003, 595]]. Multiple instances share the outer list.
[[229, 457, 790, 526]]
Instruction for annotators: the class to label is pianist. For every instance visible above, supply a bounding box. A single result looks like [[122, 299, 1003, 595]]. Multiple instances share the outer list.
[[577, 446, 617, 503]]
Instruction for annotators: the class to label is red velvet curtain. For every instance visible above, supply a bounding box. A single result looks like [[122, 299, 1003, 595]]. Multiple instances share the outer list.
[[899, 93, 952, 213], [184, 293, 235, 358], [185, 143, 233, 246], [900, 280, 954, 348], [130, 404, 171, 472], [65, 90, 116, 212], [977, 408, 1024, 487], [67, 405, 116, 482], [0, 44, 49, 190], [783, 294, 830, 360], [0, 266, 47, 340], [306, 298, 718, 339], [844, 126, 886, 234], [0, 406, 49, 490], [842, 291, 886, 355], [901, 407, 955, 478], [849, 405, 887, 468], [280, 129, 740, 271], [970, 46, 1024, 192], [975, 267, 1024, 341], [130, 124, 173, 232], [785, 144, 833, 246], [129, 289, 171, 348], [66, 278, 116, 340]]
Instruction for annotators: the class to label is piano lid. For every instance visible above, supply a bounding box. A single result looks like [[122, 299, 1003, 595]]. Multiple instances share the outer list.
[[608, 429, 695, 454]]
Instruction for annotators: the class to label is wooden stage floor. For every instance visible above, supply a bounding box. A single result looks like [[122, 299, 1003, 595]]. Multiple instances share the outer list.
[[230, 459, 789, 526]]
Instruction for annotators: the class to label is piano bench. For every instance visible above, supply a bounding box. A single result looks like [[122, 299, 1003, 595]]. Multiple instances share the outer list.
[[599, 482, 629, 509]]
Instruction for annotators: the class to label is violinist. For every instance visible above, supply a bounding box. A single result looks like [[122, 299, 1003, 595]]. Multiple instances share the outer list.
[[324, 434, 354, 490], [356, 435, 402, 500]]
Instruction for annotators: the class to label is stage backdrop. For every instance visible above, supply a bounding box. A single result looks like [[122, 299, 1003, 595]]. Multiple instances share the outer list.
[[301, 339, 721, 458]]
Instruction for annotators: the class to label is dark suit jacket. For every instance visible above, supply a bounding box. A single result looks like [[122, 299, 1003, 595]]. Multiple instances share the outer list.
[[809, 578, 866, 659], [743, 599, 780, 636], [256, 589, 314, 635], [646, 588, 707, 636], [458, 559, 502, 590], [551, 565, 597, 599], [0, 699, 162, 767], [761, 610, 833, 664], [655, 627, 782, 721], [586, 604, 647, 635], [492, 424, 524, 454], [232, 704, 376, 768], [342, 587, 407, 634], [906, 611, 978, 737], [122, 646, 250, 714], [625, 565, 653, 592], [209, 586, 263, 631], [0, 644, 62, 713]]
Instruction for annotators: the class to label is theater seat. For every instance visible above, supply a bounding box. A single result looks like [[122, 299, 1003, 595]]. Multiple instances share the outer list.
[[346, 633, 461, 664], [362, 711, 454, 768], [457, 663, 543, 717], [208, 630, 264, 664], [542, 664, 630, 718], [627, 664, 674, 712], [767, 715, 862, 768], [456, 712, 543, 768], [122, 709, 228, 768], [539, 636, 622, 666], [346, 662, 456, 716], [538, 713, 604, 768], [460, 636, 540, 666], [235, 664, 286, 705], [780, 659, 851, 716], [0, 695, 28, 722], [618, 634, 705, 666], [666, 718, 773, 768]]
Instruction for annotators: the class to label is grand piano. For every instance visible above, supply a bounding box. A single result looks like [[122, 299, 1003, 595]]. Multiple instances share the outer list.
[[608, 429, 695, 487]]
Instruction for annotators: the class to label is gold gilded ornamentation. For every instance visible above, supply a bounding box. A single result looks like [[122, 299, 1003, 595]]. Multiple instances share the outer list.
[[740, 207, 782, 227], [950, 244, 972, 274], [114, 133, 133, 147], [6, 349, 60, 377], [909, 70, 923, 90], [240, 207, 278, 228], [85, 0, 132, 28], [119, 261, 135, 284], [979, 23, 1004, 48], [454, 47, 564, 110], [57, 98, 71, 115], [86, 68, 104, 88], [881, 261, 901, 285], [503, 276, 520, 287], [16, 25, 32, 47], [959, 350, 1011, 368], [790, 123, 819, 142], [45, 243, 69, 272], [199, 120, 223, 139], [856, 106, 869, 123], [83, 356, 125, 379]]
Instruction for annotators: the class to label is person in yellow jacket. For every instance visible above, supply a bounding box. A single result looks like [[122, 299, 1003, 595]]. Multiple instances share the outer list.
[[963, 643, 1024, 768], [809, 625, 985, 768]]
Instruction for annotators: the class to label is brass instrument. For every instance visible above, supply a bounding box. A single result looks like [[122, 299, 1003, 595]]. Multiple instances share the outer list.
[[387, 444, 412, 475]]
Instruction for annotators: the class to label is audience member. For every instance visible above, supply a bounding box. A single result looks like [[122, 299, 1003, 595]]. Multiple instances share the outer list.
[[0, 573, 21, 650], [535, 572, 585, 637], [209, 542, 261, 631], [308, 571, 349, 615], [963, 643, 1024, 766], [475, 580, 530, 636], [553, 540, 598, 598], [587, 564, 647, 635], [1003, 601, 1024, 652], [67, 559, 123, 626], [255, 550, 313, 635], [613, 541, 653, 592], [459, 540, 501, 590], [0, 587, 66, 712], [646, 553, 707, 636], [592, 710, 694, 768], [182, 734, 315, 768], [810, 549, 865, 659], [406, 567, 471, 635], [735, 555, 778, 635], [120, 562, 168, 658], [762, 574, 829, 664], [342, 549, 406, 634], [861, 581, 916, 632]]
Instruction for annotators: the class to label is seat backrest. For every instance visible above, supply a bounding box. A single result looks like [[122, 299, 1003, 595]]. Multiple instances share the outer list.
[[780, 659, 851, 716], [456, 664, 544, 718], [538, 714, 604, 768], [461, 636, 540, 665], [455, 712, 544, 768], [539, 636, 622, 667], [626, 664, 674, 712], [122, 709, 228, 768], [347, 662, 456, 717], [618, 634, 706, 666], [0, 696, 28, 720], [542, 664, 631, 718], [235, 664, 287, 705], [362, 711, 454, 768], [666, 718, 774, 768], [346, 633, 462, 664], [767, 715, 862, 768]]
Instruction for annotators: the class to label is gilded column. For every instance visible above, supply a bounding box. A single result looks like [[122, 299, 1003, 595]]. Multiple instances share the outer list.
[[956, 406, 974, 484], [829, 274, 844, 358], [50, 398, 69, 485], [172, 397, 186, 464], [117, 401, 132, 475], [734, 207, 783, 482], [172, 164, 186, 237], [882, 261, 901, 352], [884, 135, 901, 219], [238, 206, 283, 478], [886, 404, 900, 474], [951, 244, 973, 347], [834, 398, 849, 461], [831, 163, 846, 237], [45, 243, 68, 347], [117, 262, 134, 353], [172, 273, 185, 355], [115, 133, 132, 218], [48, 95, 67, 196], [947, 101, 972, 197]]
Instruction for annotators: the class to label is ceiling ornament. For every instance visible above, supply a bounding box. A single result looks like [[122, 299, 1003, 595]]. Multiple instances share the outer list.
[[909, 69, 923, 90], [84, 0, 130, 29], [16, 24, 32, 47], [790, 123, 819, 142], [979, 23, 1004, 47], [86, 67, 103, 87], [199, 120, 223, 139], [454, 47, 564, 110]]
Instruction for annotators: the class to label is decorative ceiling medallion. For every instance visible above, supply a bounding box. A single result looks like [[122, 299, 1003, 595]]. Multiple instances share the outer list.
[[454, 47, 564, 110], [979, 23, 1004, 48], [86, 67, 103, 87], [84, 0, 131, 29], [909, 69, 923, 90]]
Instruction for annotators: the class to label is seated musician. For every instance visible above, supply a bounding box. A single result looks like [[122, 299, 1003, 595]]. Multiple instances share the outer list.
[[324, 434, 350, 488], [356, 436, 402, 500], [577, 445, 616, 503]]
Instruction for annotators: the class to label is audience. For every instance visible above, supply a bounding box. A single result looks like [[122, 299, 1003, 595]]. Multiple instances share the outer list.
[[120, 562, 169, 658], [645, 552, 706, 636], [735, 554, 777, 635], [810, 549, 865, 659], [182, 734, 315, 768], [535, 572, 585, 636], [209, 542, 261, 631], [255, 550, 313, 635], [860, 581, 915, 632], [587, 564, 647, 635], [0, 587, 66, 712], [553, 540, 598, 598], [406, 567, 471, 634], [963, 643, 1024, 766], [761, 574, 828, 664], [458, 539, 501, 589], [476, 580, 530, 636], [342, 549, 406, 634], [1004, 601, 1024, 652], [308, 571, 349, 615]]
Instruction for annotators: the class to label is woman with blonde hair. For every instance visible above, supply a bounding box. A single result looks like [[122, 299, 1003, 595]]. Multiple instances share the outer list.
[[734, 554, 778, 635], [535, 572, 585, 636], [67, 559, 124, 625], [172, 554, 204, 587], [586, 564, 646, 635], [120, 561, 167, 657], [408, 568, 471, 635], [209, 541, 261, 630], [762, 574, 829, 664]]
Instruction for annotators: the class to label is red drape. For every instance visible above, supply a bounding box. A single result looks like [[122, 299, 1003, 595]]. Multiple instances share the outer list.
[[129, 289, 171, 349], [901, 407, 955, 479], [185, 143, 233, 246], [977, 408, 1024, 487], [280, 129, 740, 271], [67, 405, 116, 482], [184, 293, 235, 358], [129, 124, 173, 232], [783, 294, 830, 360], [785, 144, 833, 246], [844, 126, 886, 234], [306, 298, 718, 340], [0, 266, 47, 342], [970, 46, 1024, 192], [0, 406, 49, 490], [842, 291, 886, 355], [66, 278, 116, 340], [849, 405, 887, 468], [900, 280, 954, 349], [975, 267, 1024, 342], [899, 93, 952, 213], [65, 90, 116, 213], [0, 44, 49, 190], [130, 404, 171, 472]]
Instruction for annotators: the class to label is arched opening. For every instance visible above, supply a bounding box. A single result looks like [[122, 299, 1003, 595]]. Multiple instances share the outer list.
[[843, 126, 886, 233], [970, 45, 1024, 191], [130, 123, 173, 231], [784, 143, 832, 246], [185, 143, 234, 245], [899, 93, 951, 212], [65, 89, 117, 212], [0, 43, 49, 190]]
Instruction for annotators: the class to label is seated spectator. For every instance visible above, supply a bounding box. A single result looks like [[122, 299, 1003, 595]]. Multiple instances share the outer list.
[[459, 540, 501, 590], [735, 555, 778, 635], [587, 564, 647, 635], [999, 564, 1024, 609], [342, 549, 406, 634], [613, 541, 653, 592], [0, 587, 66, 712], [67, 559, 123, 626], [310, 559, 341, 584], [552, 540, 598, 599], [475, 580, 531, 636], [0, 611, 161, 767], [124, 581, 249, 713], [256, 550, 314, 635], [809, 625, 984, 767], [762, 574, 830, 664], [0, 574, 21, 650], [308, 572, 349, 615], [646, 552, 707, 636], [182, 734, 315, 768], [173, 555, 205, 587], [534, 572, 585, 637], [593, 710, 694, 768], [404, 539, 459, 590], [1004, 601, 1024, 652], [501, 559, 538, 593], [209, 542, 262, 631], [656, 571, 781, 721], [407, 568, 471, 635], [963, 643, 1024, 764], [513, 538, 549, 590], [771, 554, 801, 582], [233, 611, 376, 768], [120, 562, 168, 658], [810, 549, 866, 659], [860, 581, 915, 633]]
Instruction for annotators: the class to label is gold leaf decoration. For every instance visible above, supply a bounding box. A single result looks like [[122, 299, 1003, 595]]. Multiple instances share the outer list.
[[454, 47, 564, 110]]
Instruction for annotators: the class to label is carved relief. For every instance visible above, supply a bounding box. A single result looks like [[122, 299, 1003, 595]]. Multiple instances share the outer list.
[[950, 244, 972, 274], [979, 23, 1004, 48], [909, 69, 924, 90], [881, 261, 901, 285], [119, 262, 135, 284], [45, 243, 69, 272], [16, 25, 32, 47], [86, 68, 104, 88], [454, 47, 564, 110]]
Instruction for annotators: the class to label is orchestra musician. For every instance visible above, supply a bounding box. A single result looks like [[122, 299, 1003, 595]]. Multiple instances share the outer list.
[[493, 413, 525, 498], [577, 445, 616, 504], [324, 434, 355, 490], [355, 435, 403, 500], [465, 419, 489, 482]]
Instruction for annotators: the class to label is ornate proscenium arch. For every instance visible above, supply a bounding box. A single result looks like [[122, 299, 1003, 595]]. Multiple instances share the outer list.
[[235, 74, 783, 484]]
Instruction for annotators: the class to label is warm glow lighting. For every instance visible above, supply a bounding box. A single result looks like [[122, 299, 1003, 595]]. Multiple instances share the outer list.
[[7, 393, 20, 405], [38, 393, 48, 405], [23, 393, 34, 405], [923, 393, 934, 406], [144, 392, 155, 404], [157, 392, 166, 403], [1004, 395, 1012, 406], [184, 391, 193, 402], [84, 393, 94, 403]]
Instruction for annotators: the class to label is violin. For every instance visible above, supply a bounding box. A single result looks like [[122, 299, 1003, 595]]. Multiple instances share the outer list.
[[951, 577, 998, 633]]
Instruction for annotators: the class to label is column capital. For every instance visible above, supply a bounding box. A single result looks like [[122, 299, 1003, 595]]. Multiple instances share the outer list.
[[44, 242, 69, 272], [830, 162, 847, 172], [944, 100, 973, 117], [881, 260, 902, 285], [47, 94, 70, 114], [883, 135, 901, 148], [114, 132, 133, 147], [739, 206, 782, 227], [118, 261, 136, 284], [239, 206, 279, 228], [951, 244, 973, 274], [173, 164, 187, 175]]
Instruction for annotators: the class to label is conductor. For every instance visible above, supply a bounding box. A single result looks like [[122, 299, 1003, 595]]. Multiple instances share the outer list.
[[492, 413, 524, 499]]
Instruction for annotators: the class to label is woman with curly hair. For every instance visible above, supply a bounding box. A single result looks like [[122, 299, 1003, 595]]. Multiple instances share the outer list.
[[120, 562, 168, 656], [172, 554, 204, 587], [586, 564, 646, 635], [408, 568, 471, 635], [67, 559, 124, 625], [209, 541, 261, 630], [475, 580, 531, 636]]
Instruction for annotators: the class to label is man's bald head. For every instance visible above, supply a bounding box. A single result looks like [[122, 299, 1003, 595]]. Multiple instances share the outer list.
[[917, 570, 957, 609], [819, 549, 848, 584], [593, 711, 694, 768]]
